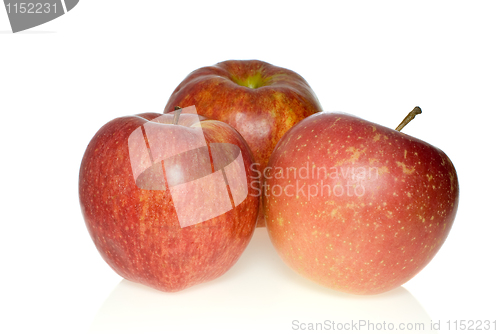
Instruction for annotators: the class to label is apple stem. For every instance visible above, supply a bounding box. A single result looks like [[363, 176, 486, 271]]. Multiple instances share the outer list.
[[173, 106, 182, 125], [395, 106, 422, 132]]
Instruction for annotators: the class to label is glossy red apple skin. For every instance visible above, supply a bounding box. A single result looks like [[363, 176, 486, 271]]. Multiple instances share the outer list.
[[164, 60, 322, 226], [79, 112, 259, 292], [264, 112, 459, 295]]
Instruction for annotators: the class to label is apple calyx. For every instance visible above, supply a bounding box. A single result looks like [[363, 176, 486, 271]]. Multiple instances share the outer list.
[[231, 72, 269, 89], [395, 106, 422, 132]]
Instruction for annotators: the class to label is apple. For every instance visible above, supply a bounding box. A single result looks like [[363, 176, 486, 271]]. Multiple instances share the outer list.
[[79, 106, 259, 292], [164, 60, 322, 227], [263, 108, 459, 294]]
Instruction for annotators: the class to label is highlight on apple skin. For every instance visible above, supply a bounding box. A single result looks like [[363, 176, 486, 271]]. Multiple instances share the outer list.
[[164, 60, 322, 227], [79, 108, 259, 292], [263, 111, 459, 295]]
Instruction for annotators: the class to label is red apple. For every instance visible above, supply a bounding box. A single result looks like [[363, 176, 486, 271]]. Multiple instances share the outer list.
[[263, 108, 459, 294], [79, 107, 259, 292], [164, 60, 322, 227]]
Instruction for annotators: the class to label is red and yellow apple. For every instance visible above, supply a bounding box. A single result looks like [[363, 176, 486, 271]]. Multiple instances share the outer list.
[[264, 110, 459, 294], [79, 107, 259, 292], [164, 60, 322, 226]]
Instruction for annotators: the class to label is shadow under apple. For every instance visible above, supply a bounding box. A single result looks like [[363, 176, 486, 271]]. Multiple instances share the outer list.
[[88, 229, 436, 334]]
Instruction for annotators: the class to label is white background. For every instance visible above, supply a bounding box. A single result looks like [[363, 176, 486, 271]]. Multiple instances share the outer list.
[[1, 1, 499, 333]]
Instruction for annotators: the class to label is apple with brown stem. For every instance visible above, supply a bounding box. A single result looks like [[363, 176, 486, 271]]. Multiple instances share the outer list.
[[264, 107, 459, 294], [79, 106, 259, 292]]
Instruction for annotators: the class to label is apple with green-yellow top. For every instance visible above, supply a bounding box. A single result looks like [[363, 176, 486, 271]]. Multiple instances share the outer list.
[[164, 60, 322, 227]]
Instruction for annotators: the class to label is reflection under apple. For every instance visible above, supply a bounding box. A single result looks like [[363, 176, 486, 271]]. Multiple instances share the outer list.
[[89, 229, 436, 334]]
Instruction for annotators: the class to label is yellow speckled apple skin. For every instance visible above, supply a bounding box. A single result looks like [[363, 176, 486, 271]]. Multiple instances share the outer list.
[[264, 112, 459, 295]]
